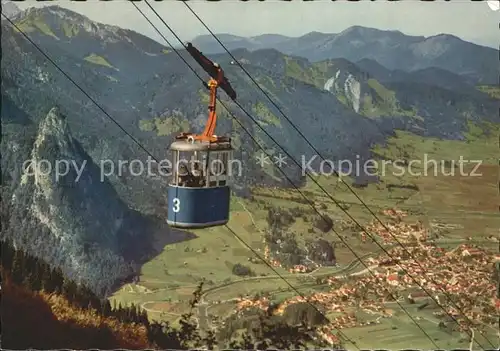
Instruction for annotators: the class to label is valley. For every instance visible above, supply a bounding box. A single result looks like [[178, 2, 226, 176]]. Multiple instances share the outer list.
[[110, 123, 500, 348], [2, 2, 499, 349]]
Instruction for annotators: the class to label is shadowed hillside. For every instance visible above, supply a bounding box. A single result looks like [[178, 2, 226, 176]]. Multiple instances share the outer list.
[[1, 239, 331, 349], [1, 239, 152, 349], [2, 274, 152, 349]]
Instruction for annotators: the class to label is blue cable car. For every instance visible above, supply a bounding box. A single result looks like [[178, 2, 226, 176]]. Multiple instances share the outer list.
[[167, 139, 233, 228], [166, 42, 237, 229]]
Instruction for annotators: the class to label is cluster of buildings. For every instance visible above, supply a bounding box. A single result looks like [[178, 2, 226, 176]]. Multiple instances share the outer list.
[[263, 242, 319, 273], [288, 264, 315, 273], [232, 207, 497, 344], [381, 208, 408, 219], [363, 216, 428, 244], [263, 244, 282, 268], [236, 296, 270, 311]]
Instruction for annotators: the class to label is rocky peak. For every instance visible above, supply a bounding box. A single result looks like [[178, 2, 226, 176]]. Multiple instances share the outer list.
[[1, 0, 21, 19], [9, 107, 152, 296], [37, 106, 67, 136]]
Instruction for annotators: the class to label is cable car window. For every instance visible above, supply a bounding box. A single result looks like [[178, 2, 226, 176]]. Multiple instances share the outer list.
[[204, 152, 211, 188], [176, 151, 192, 187], [191, 160, 206, 188], [213, 157, 224, 176], [216, 151, 229, 187], [207, 151, 219, 187], [171, 150, 179, 185], [221, 152, 228, 176], [174, 150, 207, 188]]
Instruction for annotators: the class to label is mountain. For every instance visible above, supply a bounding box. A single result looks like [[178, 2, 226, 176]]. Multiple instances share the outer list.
[[191, 33, 294, 53], [192, 26, 499, 84], [1, 0, 21, 19], [3, 6, 498, 183], [1, 106, 162, 296], [355, 59, 480, 96], [225, 48, 497, 139], [2, 7, 177, 215], [2, 5, 499, 293], [8, 5, 169, 84], [1, 6, 394, 187]]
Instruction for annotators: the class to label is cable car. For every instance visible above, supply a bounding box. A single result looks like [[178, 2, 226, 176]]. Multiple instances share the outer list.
[[166, 43, 237, 229]]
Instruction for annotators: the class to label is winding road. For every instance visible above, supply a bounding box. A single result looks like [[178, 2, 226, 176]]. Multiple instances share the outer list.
[[133, 238, 495, 329], [195, 262, 380, 331]]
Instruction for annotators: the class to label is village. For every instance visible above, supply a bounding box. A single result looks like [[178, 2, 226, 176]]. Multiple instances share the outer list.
[[232, 208, 498, 345]]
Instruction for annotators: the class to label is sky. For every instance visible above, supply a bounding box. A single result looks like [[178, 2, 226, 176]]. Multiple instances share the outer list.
[[13, 0, 499, 48]]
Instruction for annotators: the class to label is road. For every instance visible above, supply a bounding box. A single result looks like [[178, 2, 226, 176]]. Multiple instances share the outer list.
[[196, 237, 488, 304], [133, 237, 495, 329], [196, 263, 379, 331], [193, 238, 496, 331]]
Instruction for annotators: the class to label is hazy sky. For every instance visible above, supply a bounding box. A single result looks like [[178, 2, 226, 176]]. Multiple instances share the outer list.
[[14, 0, 499, 48]]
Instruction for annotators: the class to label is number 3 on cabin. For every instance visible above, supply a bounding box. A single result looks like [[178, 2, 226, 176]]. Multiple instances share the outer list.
[[172, 198, 180, 213]]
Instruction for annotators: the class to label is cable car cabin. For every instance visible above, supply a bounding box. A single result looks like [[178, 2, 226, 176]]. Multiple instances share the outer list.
[[166, 42, 237, 229], [167, 139, 233, 228]]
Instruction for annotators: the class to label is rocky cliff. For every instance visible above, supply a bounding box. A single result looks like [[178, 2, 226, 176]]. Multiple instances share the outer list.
[[2, 107, 156, 296]]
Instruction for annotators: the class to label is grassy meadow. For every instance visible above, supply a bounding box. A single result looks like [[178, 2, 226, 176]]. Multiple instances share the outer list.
[[110, 120, 499, 347]]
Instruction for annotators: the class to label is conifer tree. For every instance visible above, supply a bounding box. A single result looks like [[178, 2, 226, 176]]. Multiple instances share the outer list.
[[102, 300, 112, 317], [51, 267, 64, 294], [62, 277, 78, 303], [130, 303, 138, 323], [27, 270, 41, 291], [41, 263, 55, 293], [11, 249, 23, 285], [1, 241, 14, 270], [30, 258, 42, 291]]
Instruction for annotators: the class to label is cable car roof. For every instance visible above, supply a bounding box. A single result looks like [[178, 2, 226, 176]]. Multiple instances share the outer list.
[[170, 140, 232, 151]]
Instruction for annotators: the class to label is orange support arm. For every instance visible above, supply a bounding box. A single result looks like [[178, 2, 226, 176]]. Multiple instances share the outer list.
[[200, 78, 219, 141], [177, 68, 228, 143], [177, 69, 224, 143]]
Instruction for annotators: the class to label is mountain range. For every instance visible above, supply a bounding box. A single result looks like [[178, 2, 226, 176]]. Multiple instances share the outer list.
[[191, 28, 498, 85], [2, 4, 499, 295]]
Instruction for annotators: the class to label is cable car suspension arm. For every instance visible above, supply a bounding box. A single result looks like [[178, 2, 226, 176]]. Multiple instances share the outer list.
[[176, 43, 236, 143]]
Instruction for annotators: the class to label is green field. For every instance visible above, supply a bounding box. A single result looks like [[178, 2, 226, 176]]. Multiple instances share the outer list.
[[110, 122, 500, 347], [343, 301, 497, 349]]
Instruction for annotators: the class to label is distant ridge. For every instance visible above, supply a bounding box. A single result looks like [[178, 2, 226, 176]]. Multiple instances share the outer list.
[[191, 26, 498, 84]]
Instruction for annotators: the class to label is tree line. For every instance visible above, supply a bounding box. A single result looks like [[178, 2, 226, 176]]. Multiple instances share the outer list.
[[2, 239, 149, 326], [1, 239, 340, 349]]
